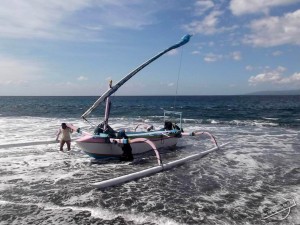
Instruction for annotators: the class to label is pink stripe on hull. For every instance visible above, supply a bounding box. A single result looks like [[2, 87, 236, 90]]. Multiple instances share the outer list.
[[76, 135, 107, 143]]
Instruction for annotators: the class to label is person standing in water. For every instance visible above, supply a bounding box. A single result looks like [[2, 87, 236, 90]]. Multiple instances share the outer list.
[[56, 123, 73, 151]]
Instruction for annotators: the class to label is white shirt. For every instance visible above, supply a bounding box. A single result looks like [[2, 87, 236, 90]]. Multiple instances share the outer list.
[[57, 127, 73, 141]]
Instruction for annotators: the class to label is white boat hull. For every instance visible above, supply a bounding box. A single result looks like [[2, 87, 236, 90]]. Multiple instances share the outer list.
[[76, 133, 179, 159]]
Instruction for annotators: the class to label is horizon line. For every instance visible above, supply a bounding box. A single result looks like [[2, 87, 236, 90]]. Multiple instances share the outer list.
[[1, 94, 300, 97]]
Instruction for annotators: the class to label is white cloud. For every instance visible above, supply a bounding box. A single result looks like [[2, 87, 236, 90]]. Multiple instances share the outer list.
[[249, 72, 280, 85], [194, 0, 214, 16], [184, 10, 221, 35], [192, 50, 201, 55], [278, 72, 300, 84], [244, 10, 300, 47], [272, 51, 283, 56], [0, 0, 91, 39], [230, 51, 242, 61], [168, 82, 175, 87], [184, 10, 237, 35], [167, 49, 178, 56], [0, 56, 43, 85], [0, 0, 159, 40], [230, 0, 299, 16], [93, 1, 157, 30], [203, 51, 241, 62], [77, 76, 88, 81], [248, 66, 300, 85], [204, 53, 223, 62], [246, 65, 254, 71]]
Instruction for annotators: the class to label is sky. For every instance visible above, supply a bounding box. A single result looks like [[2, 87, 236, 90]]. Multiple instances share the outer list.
[[0, 0, 300, 96]]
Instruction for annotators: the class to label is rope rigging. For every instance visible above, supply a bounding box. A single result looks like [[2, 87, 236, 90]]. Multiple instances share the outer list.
[[173, 46, 184, 109]]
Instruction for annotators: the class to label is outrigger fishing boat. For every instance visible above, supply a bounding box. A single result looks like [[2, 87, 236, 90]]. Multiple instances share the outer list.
[[68, 34, 218, 161], [0, 34, 227, 189]]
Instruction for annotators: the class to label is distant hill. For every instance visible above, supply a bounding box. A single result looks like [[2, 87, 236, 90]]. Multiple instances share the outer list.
[[246, 89, 300, 95]]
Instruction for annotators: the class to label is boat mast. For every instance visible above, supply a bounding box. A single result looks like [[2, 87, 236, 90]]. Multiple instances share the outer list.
[[81, 34, 192, 120], [103, 80, 112, 130]]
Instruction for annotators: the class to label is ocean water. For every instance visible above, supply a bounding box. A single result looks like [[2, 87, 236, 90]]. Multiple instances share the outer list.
[[0, 96, 299, 225]]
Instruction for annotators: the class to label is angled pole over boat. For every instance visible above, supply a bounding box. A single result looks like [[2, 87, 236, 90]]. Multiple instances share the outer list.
[[81, 34, 192, 120], [103, 80, 112, 130]]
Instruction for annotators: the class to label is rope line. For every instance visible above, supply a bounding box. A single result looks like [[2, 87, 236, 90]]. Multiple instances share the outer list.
[[173, 47, 184, 109]]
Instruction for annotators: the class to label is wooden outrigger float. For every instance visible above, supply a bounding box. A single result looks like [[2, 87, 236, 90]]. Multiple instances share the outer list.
[[91, 142, 229, 189]]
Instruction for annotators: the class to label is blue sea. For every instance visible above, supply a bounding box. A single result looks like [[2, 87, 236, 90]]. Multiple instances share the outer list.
[[0, 96, 299, 225]]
